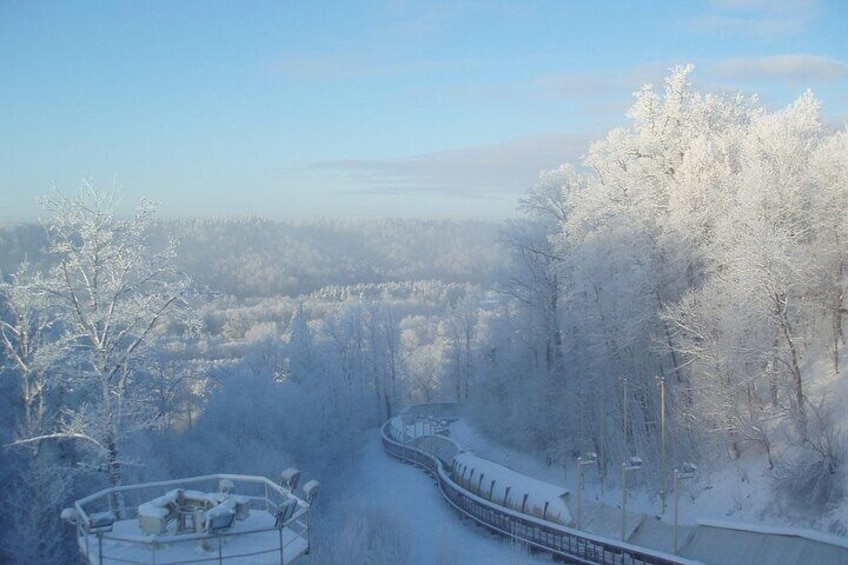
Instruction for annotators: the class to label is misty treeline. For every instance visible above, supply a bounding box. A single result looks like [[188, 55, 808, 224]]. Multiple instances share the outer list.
[[0, 190, 505, 562], [0, 215, 503, 298], [1, 64, 847, 563]]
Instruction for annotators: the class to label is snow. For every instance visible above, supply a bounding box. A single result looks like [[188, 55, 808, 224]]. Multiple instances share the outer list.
[[77, 510, 308, 565], [684, 521, 848, 565], [349, 429, 551, 564], [443, 416, 848, 563], [451, 452, 572, 526], [450, 420, 572, 486], [450, 418, 772, 530], [696, 519, 848, 549]]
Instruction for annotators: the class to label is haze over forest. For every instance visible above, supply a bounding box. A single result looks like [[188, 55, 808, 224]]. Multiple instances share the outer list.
[[3, 2, 848, 563], [2, 65, 848, 563]]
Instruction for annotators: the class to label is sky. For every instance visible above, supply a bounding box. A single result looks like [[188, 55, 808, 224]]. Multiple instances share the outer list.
[[1, 0, 847, 223]]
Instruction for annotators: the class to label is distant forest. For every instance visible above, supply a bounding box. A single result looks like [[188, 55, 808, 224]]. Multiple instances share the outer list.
[[0, 217, 505, 298], [3, 66, 848, 563]]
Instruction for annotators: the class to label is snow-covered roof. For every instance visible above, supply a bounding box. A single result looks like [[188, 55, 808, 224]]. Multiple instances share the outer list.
[[680, 519, 848, 565], [452, 452, 572, 526]]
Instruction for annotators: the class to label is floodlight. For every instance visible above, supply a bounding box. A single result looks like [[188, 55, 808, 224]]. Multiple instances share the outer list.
[[281, 467, 302, 492], [302, 479, 320, 505], [61, 508, 79, 525]]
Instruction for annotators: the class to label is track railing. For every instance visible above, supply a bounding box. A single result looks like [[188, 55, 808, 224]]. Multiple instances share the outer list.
[[382, 417, 704, 565]]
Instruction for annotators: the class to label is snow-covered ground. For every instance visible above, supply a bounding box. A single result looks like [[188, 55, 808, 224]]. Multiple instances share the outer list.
[[321, 415, 848, 564], [338, 429, 551, 564], [449, 419, 837, 536]]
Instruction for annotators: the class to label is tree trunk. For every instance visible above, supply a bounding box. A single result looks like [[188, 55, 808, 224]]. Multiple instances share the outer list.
[[106, 437, 127, 518], [832, 262, 844, 377], [775, 292, 807, 441]]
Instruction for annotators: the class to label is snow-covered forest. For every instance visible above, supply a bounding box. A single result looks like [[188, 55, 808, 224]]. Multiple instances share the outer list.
[[2, 66, 848, 563]]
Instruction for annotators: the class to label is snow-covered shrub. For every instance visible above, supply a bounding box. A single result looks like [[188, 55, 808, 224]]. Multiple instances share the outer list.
[[772, 407, 846, 512], [311, 499, 412, 565]]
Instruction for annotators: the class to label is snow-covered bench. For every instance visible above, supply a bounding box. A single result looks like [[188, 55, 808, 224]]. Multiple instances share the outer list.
[[203, 497, 237, 533], [87, 510, 117, 533], [138, 488, 252, 535], [183, 489, 250, 520], [232, 495, 250, 520]]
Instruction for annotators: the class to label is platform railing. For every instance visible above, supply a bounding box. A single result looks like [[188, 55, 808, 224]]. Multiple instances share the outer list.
[[382, 417, 704, 565], [65, 473, 311, 565]]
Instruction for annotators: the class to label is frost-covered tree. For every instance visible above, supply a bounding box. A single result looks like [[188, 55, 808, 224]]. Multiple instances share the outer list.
[[667, 89, 833, 448], [808, 130, 848, 377], [14, 186, 191, 495], [0, 262, 74, 564], [475, 64, 847, 503], [441, 293, 480, 402], [366, 303, 404, 422], [0, 261, 60, 450]]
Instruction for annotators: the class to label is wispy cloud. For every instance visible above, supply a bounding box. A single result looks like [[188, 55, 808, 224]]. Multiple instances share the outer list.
[[691, 0, 821, 37], [712, 55, 848, 83], [309, 133, 593, 198], [533, 62, 689, 126], [535, 62, 686, 100], [535, 72, 625, 100]]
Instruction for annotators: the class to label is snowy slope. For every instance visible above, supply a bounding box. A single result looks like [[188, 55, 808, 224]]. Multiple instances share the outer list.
[[339, 429, 551, 564], [450, 416, 848, 560]]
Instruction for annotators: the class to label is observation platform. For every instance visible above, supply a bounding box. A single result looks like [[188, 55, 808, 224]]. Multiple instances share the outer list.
[[62, 470, 318, 565]]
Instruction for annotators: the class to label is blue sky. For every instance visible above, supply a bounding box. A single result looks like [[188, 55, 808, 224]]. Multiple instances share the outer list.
[[2, 1, 847, 222]]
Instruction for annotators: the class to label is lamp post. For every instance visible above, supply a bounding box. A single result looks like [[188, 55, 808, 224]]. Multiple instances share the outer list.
[[657, 376, 667, 512], [621, 456, 643, 541], [576, 452, 598, 530], [673, 463, 697, 554], [622, 377, 629, 454], [598, 389, 605, 494]]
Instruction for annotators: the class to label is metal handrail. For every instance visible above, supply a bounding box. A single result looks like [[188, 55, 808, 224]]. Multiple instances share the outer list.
[[68, 473, 310, 565]]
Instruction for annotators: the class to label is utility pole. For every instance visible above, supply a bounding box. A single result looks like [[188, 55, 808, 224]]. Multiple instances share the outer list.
[[658, 376, 667, 512]]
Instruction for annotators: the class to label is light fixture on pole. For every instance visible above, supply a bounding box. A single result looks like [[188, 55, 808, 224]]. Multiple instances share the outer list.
[[576, 452, 598, 530], [673, 463, 697, 555], [621, 456, 643, 541]]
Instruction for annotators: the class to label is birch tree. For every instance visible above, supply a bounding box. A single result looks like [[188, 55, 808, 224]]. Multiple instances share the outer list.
[[0, 262, 60, 451], [23, 186, 190, 492], [0, 263, 74, 564]]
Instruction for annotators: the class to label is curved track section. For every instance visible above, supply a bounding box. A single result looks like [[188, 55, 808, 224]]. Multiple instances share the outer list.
[[381, 414, 703, 565]]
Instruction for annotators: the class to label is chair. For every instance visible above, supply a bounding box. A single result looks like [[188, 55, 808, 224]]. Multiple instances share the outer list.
[[87, 510, 116, 533], [274, 499, 298, 528], [204, 500, 236, 534]]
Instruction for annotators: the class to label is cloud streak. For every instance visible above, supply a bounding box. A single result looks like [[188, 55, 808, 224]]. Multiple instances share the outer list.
[[712, 55, 848, 83], [692, 0, 822, 37], [535, 63, 677, 101], [309, 133, 593, 199]]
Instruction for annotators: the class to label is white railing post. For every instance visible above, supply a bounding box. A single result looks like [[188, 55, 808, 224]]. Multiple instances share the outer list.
[[576, 452, 597, 530], [673, 463, 697, 555], [621, 456, 643, 541]]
